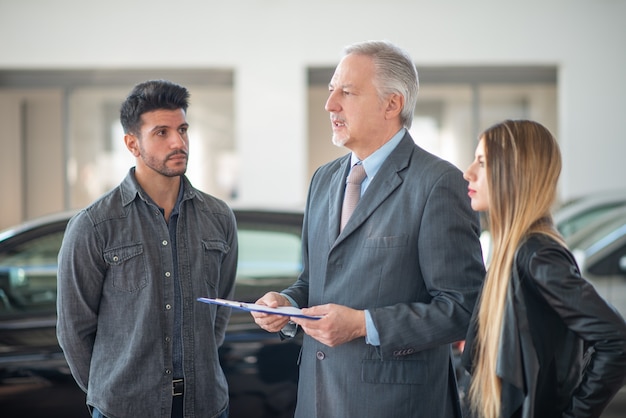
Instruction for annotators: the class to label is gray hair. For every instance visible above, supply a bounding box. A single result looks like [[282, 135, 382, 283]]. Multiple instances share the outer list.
[[343, 40, 419, 129]]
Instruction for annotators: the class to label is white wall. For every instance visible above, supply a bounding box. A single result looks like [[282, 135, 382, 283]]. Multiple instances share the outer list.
[[1, 0, 624, 205]]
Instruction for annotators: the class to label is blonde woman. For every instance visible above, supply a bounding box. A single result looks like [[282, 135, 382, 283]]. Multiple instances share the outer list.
[[462, 119, 626, 418]]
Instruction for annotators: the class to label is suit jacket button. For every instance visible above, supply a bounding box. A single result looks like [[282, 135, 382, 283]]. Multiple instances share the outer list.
[[316, 350, 325, 360]]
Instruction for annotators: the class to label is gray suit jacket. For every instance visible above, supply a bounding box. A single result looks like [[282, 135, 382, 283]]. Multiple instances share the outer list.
[[282, 132, 485, 418]]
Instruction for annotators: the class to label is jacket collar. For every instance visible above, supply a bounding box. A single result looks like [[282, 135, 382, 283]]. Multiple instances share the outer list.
[[119, 167, 202, 208]]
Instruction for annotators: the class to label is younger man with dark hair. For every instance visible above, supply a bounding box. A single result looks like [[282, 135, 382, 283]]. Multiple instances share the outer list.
[[57, 80, 236, 418]]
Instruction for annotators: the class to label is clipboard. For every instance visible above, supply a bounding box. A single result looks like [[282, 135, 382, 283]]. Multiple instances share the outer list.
[[197, 297, 322, 320]]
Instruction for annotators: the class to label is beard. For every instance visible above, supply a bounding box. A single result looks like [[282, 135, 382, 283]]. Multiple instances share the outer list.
[[330, 115, 349, 148], [140, 149, 188, 177], [332, 128, 350, 148], [332, 131, 349, 148]]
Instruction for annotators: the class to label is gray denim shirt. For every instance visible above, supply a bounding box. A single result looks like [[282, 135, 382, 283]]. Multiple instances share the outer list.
[[57, 169, 237, 418]]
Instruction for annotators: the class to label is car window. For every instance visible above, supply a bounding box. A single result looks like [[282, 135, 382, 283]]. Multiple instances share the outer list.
[[233, 228, 302, 303], [558, 203, 626, 237], [587, 238, 626, 277], [0, 231, 64, 315], [237, 229, 302, 279]]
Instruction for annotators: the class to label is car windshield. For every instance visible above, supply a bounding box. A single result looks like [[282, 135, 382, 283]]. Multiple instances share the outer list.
[[558, 203, 626, 238], [231, 222, 303, 303], [568, 209, 626, 253], [237, 229, 302, 279], [0, 232, 64, 313]]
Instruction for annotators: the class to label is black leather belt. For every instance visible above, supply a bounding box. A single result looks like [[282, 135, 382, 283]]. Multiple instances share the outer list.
[[172, 379, 184, 397]]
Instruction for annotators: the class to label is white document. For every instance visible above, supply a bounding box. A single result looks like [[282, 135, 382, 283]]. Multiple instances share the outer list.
[[197, 297, 322, 319]]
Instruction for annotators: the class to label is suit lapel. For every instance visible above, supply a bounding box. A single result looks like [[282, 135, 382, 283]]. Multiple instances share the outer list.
[[328, 156, 351, 244]]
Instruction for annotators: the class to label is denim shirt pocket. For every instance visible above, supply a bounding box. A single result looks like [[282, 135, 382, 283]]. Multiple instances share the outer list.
[[201, 239, 230, 289], [103, 243, 147, 292]]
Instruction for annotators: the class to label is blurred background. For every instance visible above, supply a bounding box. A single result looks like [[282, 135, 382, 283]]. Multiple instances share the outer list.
[[2, 2, 626, 416], [0, 0, 624, 229]]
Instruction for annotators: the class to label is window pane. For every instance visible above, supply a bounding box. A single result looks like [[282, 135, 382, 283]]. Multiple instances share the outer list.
[[411, 85, 474, 170], [480, 84, 558, 138]]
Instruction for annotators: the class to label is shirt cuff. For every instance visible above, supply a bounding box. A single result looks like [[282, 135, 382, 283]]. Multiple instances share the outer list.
[[365, 310, 380, 346], [279, 293, 299, 337], [280, 293, 298, 308]]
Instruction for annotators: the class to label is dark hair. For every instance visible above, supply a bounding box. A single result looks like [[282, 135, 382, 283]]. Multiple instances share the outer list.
[[120, 80, 190, 135]]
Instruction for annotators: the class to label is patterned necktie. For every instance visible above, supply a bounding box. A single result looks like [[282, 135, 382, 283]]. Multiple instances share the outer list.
[[340, 162, 367, 232]]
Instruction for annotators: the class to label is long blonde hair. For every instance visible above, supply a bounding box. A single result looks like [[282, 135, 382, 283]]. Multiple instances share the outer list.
[[468, 120, 565, 418]]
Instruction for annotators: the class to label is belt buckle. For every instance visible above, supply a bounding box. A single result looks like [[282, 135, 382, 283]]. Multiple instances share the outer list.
[[172, 378, 184, 397]]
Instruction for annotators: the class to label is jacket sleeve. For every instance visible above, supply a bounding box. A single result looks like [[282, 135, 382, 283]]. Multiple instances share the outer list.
[[526, 245, 626, 417], [372, 167, 485, 355]]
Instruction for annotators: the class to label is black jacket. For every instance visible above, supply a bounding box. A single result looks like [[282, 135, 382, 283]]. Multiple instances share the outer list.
[[463, 234, 626, 418]]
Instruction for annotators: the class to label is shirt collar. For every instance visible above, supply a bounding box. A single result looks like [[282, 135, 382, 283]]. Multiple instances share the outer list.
[[123, 167, 186, 213], [350, 128, 406, 180]]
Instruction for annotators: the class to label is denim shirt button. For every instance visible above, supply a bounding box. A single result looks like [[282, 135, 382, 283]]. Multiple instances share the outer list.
[[165, 304, 172, 310], [165, 369, 172, 375], [165, 271, 171, 278], [112, 255, 119, 262], [162, 240, 168, 246]]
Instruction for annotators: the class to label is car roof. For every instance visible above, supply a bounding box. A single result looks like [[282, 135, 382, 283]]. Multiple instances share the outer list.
[[0, 208, 304, 243], [0, 210, 77, 242]]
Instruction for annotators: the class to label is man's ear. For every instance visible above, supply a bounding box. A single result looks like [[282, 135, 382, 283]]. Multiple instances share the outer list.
[[124, 133, 140, 157], [385, 93, 404, 120]]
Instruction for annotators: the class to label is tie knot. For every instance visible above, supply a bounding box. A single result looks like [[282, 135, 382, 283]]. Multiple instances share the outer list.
[[347, 163, 367, 185]]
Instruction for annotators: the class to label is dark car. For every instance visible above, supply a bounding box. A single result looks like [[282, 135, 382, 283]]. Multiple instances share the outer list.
[[0, 209, 304, 418]]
